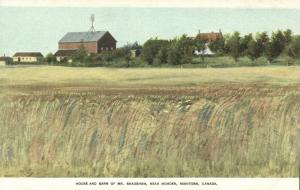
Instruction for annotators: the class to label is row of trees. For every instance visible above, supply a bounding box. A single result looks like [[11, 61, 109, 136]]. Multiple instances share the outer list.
[[210, 29, 295, 63], [141, 29, 300, 66], [44, 29, 300, 67], [142, 35, 207, 66]]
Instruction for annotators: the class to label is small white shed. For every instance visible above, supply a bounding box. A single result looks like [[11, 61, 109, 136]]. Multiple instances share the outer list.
[[194, 44, 215, 56]]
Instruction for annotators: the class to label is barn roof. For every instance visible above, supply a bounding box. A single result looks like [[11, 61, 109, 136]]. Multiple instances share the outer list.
[[13, 52, 43, 57], [59, 31, 108, 43]]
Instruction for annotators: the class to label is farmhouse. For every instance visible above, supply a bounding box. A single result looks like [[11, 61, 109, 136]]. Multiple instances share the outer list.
[[194, 30, 223, 56], [58, 31, 117, 54], [13, 52, 43, 63], [195, 30, 223, 42]]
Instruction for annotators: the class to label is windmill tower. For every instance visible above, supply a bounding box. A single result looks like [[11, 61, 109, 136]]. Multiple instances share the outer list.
[[89, 14, 95, 32]]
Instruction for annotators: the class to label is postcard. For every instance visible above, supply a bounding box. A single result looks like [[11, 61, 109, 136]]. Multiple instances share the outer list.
[[0, 0, 299, 190]]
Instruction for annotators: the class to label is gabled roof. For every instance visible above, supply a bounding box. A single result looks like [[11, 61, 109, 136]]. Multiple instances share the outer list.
[[13, 52, 43, 57], [59, 31, 108, 43], [54, 49, 77, 56], [196, 32, 223, 42]]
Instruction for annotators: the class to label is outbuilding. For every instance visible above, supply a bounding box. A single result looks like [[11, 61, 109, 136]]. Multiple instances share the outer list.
[[13, 52, 43, 63], [0, 56, 11, 66], [54, 49, 77, 63]]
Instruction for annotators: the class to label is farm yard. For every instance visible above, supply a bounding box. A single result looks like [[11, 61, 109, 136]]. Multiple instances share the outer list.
[[0, 66, 299, 177]]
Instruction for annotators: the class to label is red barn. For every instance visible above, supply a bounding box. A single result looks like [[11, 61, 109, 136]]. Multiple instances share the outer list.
[[58, 31, 117, 54]]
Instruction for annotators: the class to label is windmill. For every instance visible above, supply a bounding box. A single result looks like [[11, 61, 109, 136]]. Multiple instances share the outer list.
[[89, 14, 95, 32]]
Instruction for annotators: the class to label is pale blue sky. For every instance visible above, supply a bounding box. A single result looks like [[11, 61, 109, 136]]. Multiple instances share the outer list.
[[0, 7, 299, 56]]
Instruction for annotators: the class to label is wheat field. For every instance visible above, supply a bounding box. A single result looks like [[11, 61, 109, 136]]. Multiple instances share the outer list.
[[0, 66, 299, 177]]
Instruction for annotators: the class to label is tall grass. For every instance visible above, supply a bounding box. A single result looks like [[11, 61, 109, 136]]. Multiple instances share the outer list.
[[0, 85, 299, 177]]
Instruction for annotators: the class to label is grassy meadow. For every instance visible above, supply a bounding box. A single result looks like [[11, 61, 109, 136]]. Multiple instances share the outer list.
[[0, 66, 299, 177], [0, 65, 300, 86]]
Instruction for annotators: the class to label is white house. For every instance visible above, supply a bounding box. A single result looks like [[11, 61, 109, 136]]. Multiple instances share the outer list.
[[13, 52, 43, 63]]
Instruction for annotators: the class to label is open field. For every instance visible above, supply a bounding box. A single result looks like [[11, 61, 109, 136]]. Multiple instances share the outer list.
[[0, 66, 299, 177], [1, 65, 300, 86]]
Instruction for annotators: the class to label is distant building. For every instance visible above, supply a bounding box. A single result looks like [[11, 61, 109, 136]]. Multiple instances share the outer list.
[[130, 50, 138, 58], [54, 49, 77, 63], [58, 31, 117, 54], [194, 30, 223, 56], [0, 56, 12, 66], [194, 44, 215, 56], [13, 52, 43, 63], [195, 30, 223, 42]]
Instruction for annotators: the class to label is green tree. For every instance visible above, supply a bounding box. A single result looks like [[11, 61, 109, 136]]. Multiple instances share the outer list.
[[246, 37, 261, 63], [156, 47, 169, 65], [287, 36, 300, 58], [240, 33, 253, 55], [283, 29, 292, 45], [176, 34, 195, 57], [45, 53, 56, 64], [222, 34, 232, 54], [73, 44, 87, 63], [265, 31, 286, 63], [209, 37, 225, 55], [286, 36, 300, 65], [227, 32, 242, 62], [256, 32, 269, 57], [167, 45, 181, 66], [125, 52, 131, 67], [142, 38, 170, 64]]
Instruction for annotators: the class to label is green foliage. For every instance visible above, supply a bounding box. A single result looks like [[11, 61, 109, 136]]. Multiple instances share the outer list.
[[255, 32, 269, 57], [194, 38, 207, 62], [72, 44, 87, 62], [209, 38, 225, 55], [246, 37, 261, 62], [283, 29, 292, 45], [167, 46, 181, 65], [37, 29, 299, 68], [125, 41, 142, 57], [265, 30, 286, 63], [155, 47, 168, 65], [176, 34, 195, 57], [240, 33, 253, 55], [286, 36, 300, 58], [45, 53, 56, 64], [142, 38, 170, 64], [227, 32, 242, 62]]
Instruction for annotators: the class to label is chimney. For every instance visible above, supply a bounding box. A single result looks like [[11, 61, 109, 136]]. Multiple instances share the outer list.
[[198, 30, 200, 34]]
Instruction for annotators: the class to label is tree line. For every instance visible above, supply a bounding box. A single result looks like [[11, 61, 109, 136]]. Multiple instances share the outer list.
[[44, 29, 300, 67], [141, 29, 300, 66]]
